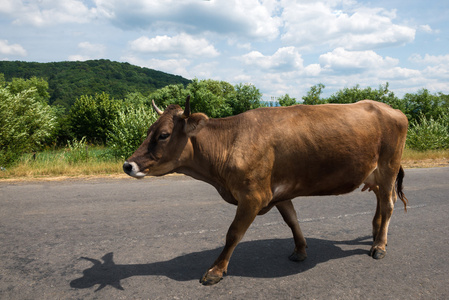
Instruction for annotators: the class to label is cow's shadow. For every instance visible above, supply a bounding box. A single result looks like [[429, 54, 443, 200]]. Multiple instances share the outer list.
[[70, 236, 371, 291]]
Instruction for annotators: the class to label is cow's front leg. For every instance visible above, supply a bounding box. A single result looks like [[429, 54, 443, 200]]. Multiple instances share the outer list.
[[276, 200, 308, 261], [200, 198, 260, 285]]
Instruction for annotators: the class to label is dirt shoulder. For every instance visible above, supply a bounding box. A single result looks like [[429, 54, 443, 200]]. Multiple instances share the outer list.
[[401, 158, 449, 169], [0, 173, 180, 183]]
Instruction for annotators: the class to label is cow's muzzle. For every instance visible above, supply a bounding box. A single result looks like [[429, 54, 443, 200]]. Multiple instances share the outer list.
[[123, 161, 146, 178]]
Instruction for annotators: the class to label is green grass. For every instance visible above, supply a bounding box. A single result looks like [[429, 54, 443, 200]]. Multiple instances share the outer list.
[[1, 146, 448, 180], [402, 148, 449, 161], [0, 146, 123, 180]]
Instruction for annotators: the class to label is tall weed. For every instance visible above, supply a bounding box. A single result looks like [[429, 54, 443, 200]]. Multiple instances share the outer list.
[[406, 113, 449, 151], [65, 137, 89, 163]]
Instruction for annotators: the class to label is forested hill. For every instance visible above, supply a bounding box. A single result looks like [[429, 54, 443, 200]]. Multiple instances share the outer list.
[[0, 59, 191, 110]]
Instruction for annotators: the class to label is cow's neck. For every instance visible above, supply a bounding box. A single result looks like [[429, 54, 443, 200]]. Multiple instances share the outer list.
[[177, 118, 236, 189]]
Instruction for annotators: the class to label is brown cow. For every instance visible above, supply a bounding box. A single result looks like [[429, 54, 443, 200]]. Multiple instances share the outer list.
[[123, 96, 408, 285]]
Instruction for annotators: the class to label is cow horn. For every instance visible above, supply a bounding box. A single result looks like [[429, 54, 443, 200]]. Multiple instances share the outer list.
[[182, 95, 191, 119], [152, 99, 163, 116]]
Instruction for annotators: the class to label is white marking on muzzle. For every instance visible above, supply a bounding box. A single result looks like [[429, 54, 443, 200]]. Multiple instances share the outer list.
[[125, 161, 147, 178]]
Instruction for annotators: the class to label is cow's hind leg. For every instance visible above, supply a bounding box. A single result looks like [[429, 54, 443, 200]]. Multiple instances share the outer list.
[[372, 195, 381, 242], [370, 169, 397, 259], [276, 200, 307, 262]]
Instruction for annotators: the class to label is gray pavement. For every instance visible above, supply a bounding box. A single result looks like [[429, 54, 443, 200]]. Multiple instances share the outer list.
[[0, 167, 448, 299]]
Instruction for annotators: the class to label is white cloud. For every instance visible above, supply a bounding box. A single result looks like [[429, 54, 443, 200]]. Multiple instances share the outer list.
[[233, 74, 252, 83], [281, 1, 415, 50], [0, 40, 27, 56], [382, 67, 421, 79], [79, 42, 106, 55], [304, 64, 322, 77], [1, 0, 447, 99], [95, 0, 281, 40], [422, 65, 449, 80], [129, 33, 219, 58], [68, 42, 106, 61], [2, 0, 96, 26], [419, 24, 433, 33], [67, 55, 90, 62], [190, 62, 221, 80], [0, 0, 20, 14], [227, 38, 251, 51], [407, 54, 449, 84], [239, 47, 304, 72], [409, 53, 449, 65], [319, 47, 398, 72]]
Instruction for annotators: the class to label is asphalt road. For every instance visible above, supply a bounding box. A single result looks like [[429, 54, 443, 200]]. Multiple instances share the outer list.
[[1, 167, 448, 299]]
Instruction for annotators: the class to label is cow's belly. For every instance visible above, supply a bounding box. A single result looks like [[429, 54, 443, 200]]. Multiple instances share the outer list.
[[272, 181, 359, 200], [271, 166, 376, 200]]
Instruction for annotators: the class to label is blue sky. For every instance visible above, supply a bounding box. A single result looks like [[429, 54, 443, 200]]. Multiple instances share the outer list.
[[1, 0, 448, 100]]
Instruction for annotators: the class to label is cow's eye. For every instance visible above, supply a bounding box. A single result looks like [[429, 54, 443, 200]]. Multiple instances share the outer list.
[[159, 133, 170, 140]]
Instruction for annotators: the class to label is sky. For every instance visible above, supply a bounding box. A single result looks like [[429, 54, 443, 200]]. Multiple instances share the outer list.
[[1, 0, 448, 100]]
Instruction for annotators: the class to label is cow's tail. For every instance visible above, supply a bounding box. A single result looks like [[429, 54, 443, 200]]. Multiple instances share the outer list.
[[395, 166, 408, 212]]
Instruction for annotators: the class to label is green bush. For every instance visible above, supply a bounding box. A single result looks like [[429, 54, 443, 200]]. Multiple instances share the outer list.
[[107, 105, 158, 160], [0, 86, 57, 166], [406, 113, 449, 151], [187, 79, 233, 118], [278, 93, 297, 106], [68, 92, 121, 143], [326, 83, 398, 105], [228, 83, 263, 115], [402, 89, 448, 123]]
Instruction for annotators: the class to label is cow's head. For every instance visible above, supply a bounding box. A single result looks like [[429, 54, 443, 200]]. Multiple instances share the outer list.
[[123, 95, 208, 178]]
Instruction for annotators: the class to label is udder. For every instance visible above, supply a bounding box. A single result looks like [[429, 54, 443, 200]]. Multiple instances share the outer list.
[[361, 170, 378, 192]]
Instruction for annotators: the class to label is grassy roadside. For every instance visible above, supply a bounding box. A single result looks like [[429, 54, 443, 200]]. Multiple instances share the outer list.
[[1, 148, 448, 181], [401, 148, 449, 168], [0, 147, 124, 181]]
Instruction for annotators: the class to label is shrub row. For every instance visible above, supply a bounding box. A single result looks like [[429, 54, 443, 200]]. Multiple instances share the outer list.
[[1, 75, 448, 167]]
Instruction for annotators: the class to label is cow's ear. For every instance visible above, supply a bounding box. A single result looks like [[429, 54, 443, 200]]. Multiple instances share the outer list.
[[185, 113, 208, 137]]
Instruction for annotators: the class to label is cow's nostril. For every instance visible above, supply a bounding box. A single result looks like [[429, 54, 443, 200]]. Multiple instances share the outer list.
[[123, 161, 133, 174]]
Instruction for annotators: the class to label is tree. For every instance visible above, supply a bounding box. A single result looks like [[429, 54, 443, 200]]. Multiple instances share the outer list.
[[402, 88, 446, 123], [0, 73, 5, 87], [0, 60, 191, 110], [68, 92, 120, 143], [7, 76, 50, 103], [149, 79, 264, 118], [326, 83, 400, 106], [150, 84, 187, 109], [0, 86, 57, 166], [69, 94, 99, 142], [327, 84, 366, 104], [278, 94, 297, 106], [96, 93, 121, 142], [302, 83, 326, 105], [229, 83, 263, 115], [187, 79, 234, 118], [123, 92, 151, 107]]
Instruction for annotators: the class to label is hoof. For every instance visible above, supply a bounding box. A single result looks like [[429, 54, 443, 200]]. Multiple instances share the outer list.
[[370, 248, 386, 259], [200, 270, 224, 286], [289, 251, 307, 262]]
